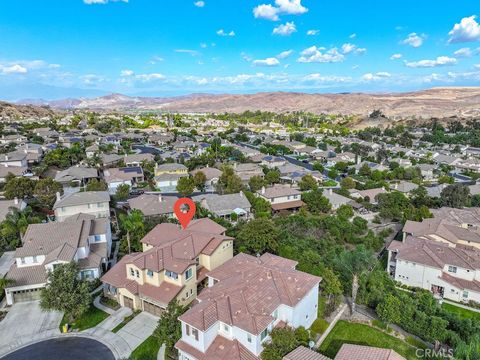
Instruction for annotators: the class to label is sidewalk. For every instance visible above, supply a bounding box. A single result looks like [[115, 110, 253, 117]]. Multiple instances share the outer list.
[[93, 295, 117, 315]]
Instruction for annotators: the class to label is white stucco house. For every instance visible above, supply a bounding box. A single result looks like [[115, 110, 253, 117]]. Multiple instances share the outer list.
[[175, 253, 321, 360], [53, 191, 110, 222]]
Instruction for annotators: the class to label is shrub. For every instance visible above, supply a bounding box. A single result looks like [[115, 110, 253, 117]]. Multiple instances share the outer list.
[[310, 318, 329, 335]]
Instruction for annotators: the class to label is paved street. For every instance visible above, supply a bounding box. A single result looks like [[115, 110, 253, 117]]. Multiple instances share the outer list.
[[2, 337, 115, 360]]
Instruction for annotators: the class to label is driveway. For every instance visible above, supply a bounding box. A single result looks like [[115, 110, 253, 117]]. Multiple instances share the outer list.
[[0, 301, 62, 348], [0, 251, 15, 277], [117, 312, 158, 350], [2, 337, 114, 360]]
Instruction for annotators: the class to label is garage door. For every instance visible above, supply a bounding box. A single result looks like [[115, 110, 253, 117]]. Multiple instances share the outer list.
[[13, 288, 42, 303], [123, 296, 134, 309], [143, 300, 164, 316]]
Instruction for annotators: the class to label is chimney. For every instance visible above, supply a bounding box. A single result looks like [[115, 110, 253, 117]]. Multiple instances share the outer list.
[[56, 192, 61, 202], [14, 197, 18, 205], [4, 155, 8, 161], [240, 191, 243, 197], [329, 188, 333, 195], [261, 186, 266, 194], [158, 194, 162, 202]]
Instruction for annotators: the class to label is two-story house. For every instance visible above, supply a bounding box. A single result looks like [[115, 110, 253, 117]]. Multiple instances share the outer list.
[[387, 236, 480, 303], [53, 191, 110, 222], [103, 167, 145, 194], [256, 185, 304, 213], [4, 216, 111, 305], [101, 218, 234, 316], [154, 163, 189, 193], [175, 253, 321, 360]]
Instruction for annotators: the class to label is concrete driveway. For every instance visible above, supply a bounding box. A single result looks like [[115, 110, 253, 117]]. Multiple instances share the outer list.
[[0, 301, 63, 348], [117, 312, 158, 350]]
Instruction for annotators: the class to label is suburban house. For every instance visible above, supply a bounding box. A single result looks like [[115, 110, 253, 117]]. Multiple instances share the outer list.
[[0, 198, 27, 222], [0, 151, 28, 168], [128, 193, 178, 218], [124, 153, 155, 167], [85, 144, 100, 158], [387, 236, 480, 303], [190, 167, 222, 192], [103, 166, 145, 194], [0, 165, 29, 183], [154, 163, 188, 192], [403, 207, 480, 250], [283, 344, 405, 360], [53, 191, 110, 222], [256, 185, 304, 213], [18, 143, 44, 165], [261, 155, 287, 168], [233, 162, 264, 182], [322, 188, 352, 210], [192, 192, 252, 220], [4, 216, 111, 305], [54, 166, 99, 191], [101, 218, 234, 316], [348, 187, 387, 204], [175, 252, 321, 360]]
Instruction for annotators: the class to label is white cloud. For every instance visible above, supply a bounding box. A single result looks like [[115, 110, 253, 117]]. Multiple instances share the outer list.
[[401, 32, 425, 48], [448, 16, 480, 43], [253, 57, 280, 66], [217, 29, 235, 37], [341, 43, 366, 55], [253, 0, 307, 21], [241, 52, 252, 62], [306, 29, 319, 36], [475, 64, 480, 69], [135, 73, 165, 82], [120, 69, 134, 77], [83, 0, 128, 4], [253, 4, 279, 20], [390, 53, 402, 60], [174, 49, 200, 56], [276, 50, 293, 59], [362, 72, 391, 81], [194, 1, 205, 7], [454, 47, 472, 58], [273, 22, 296, 36], [349, 33, 357, 39], [405, 56, 457, 68], [1, 64, 27, 74], [297, 46, 345, 63]]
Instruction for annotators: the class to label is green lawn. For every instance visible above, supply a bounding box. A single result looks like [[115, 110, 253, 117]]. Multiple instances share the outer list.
[[130, 336, 161, 360], [319, 320, 424, 360], [442, 302, 480, 320], [60, 305, 109, 332]]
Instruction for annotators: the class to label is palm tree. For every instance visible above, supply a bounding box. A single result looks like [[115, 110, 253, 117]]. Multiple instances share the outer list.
[[1, 206, 41, 250], [119, 210, 144, 254], [0, 277, 15, 293], [335, 245, 375, 315]]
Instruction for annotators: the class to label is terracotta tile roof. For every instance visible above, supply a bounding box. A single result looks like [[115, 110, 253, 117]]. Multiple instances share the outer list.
[[283, 346, 331, 360], [176, 335, 258, 360], [179, 253, 321, 335], [186, 218, 227, 235], [271, 200, 305, 211], [440, 272, 480, 293], [334, 344, 405, 360]]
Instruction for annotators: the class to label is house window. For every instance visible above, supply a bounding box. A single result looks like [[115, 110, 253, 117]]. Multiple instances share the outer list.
[[61, 207, 66, 212], [33, 255, 37, 263], [135, 270, 140, 278], [186, 324, 190, 336], [147, 270, 153, 277], [247, 333, 252, 343], [192, 328, 199, 341], [166, 270, 178, 280], [463, 291, 469, 299], [88, 204, 92, 209], [97, 202, 104, 208], [185, 268, 193, 280], [223, 324, 230, 332], [94, 235, 101, 242], [21, 257, 25, 264], [81, 270, 94, 280], [448, 266, 457, 273], [260, 328, 268, 341], [130, 268, 135, 276], [195, 257, 200, 265]]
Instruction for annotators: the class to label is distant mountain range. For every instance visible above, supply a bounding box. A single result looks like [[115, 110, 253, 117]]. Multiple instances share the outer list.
[[11, 87, 480, 118]]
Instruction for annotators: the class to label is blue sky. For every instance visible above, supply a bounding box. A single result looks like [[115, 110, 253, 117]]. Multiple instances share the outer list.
[[1, 0, 480, 99]]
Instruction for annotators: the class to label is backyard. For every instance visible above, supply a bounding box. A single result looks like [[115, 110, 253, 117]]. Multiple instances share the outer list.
[[319, 320, 425, 360], [442, 302, 480, 320]]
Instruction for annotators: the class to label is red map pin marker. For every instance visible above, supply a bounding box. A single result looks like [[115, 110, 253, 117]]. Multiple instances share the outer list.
[[174, 198, 196, 229]]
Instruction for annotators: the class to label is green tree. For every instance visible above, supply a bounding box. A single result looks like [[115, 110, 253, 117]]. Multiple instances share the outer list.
[[217, 165, 243, 194], [176, 177, 195, 197], [302, 190, 331, 214], [340, 177, 355, 190], [4, 176, 35, 200], [335, 245, 375, 314], [328, 169, 338, 179], [441, 183, 470, 208], [337, 204, 354, 219], [298, 174, 318, 191], [321, 267, 343, 314], [376, 192, 410, 221], [312, 162, 324, 172], [438, 175, 454, 184], [265, 169, 281, 185], [261, 327, 299, 360], [455, 334, 480, 360], [86, 179, 108, 191], [237, 218, 279, 254], [115, 183, 130, 201], [359, 163, 371, 177], [0, 206, 41, 251], [192, 171, 207, 192], [153, 301, 187, 358], [119, 209, 145, 254], [0, 277, 15, 294], [376, 293, 402, 324], [34, 178, 63, 208], [40, 262, 91, 322], [249, 175, 266, 192]]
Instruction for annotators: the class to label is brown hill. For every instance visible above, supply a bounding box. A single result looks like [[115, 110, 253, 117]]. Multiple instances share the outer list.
[[0, 101, 58, 119]]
